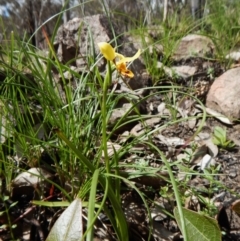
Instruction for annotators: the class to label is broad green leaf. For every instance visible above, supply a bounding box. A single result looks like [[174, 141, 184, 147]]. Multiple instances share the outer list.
[[46, 198, 83, 241], [214, 126, 225, 139], [174, 207, 221, 241]]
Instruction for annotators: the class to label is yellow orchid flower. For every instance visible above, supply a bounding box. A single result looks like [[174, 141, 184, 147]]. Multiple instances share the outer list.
[[98, 42, 141, 78]]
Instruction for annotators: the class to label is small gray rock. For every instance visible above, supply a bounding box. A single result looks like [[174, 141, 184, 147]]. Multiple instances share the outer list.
[[173, 34, 215, 61]]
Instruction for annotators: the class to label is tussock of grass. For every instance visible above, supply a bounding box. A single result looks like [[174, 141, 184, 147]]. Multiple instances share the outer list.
[[0, 0, 239, 240]]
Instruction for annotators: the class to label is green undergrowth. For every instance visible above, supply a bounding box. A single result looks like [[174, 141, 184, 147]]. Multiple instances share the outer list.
[[0, 0, 240, 240]]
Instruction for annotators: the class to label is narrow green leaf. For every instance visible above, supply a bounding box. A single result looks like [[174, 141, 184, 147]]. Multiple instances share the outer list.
[[56, 130, 129, 241], [9, 201, 18, 209], [86, 169, 99, 241], [174, 207, 221, 241], [32, 201, 70, 207], [46, 198, 83, 241]]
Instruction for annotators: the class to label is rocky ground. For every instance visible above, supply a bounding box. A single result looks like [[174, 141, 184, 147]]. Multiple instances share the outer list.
[[1, 14, 240, 240]]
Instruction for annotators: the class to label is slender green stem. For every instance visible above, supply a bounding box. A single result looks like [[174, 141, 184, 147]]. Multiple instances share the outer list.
[[102, 60, 112, 174], [102, 61, 126, 234]]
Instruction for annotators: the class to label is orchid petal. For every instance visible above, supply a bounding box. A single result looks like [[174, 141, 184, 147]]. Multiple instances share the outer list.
[[121, 69, 134, 78], [116, 62, 134, 78], [116, 49, 141, 64], [115, 53, 125, 60], [98, 42, 116, 61]]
